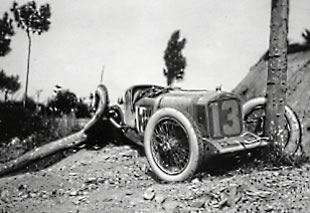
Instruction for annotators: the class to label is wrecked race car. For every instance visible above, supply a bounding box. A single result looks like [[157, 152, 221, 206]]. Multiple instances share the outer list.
[[92, 84, 302, 182]]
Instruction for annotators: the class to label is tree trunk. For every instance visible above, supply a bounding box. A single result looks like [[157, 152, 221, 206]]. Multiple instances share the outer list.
[[167, 71, 174, 87], [0, 132, 87, 177], [4, 89, 8, 102], [24, 30, 31, 108], [265, 0, 289, 144]]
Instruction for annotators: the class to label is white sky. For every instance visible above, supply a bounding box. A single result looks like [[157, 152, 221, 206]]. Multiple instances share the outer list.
[[0, 0, 310, 102]]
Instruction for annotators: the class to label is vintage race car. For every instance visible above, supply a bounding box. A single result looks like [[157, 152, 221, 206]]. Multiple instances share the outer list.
[[92, 84, 302, 182]]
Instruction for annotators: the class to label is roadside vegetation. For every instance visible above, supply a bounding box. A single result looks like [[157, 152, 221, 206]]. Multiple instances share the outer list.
[[0, 1, 92, 166], [0, 95, 91, 165]]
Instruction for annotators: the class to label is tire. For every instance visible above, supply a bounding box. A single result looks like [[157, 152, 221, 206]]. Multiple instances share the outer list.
[[144, 108, 204, 182], [243, 98, 302, 155]]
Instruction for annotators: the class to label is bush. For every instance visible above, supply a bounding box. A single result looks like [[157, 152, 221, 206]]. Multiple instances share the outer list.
[[75, 101, 91, 118], [0, 101, 82, 163], [47, 90, 78, 116], [0, 101, 82, 146], [0, 101, 43, 142]]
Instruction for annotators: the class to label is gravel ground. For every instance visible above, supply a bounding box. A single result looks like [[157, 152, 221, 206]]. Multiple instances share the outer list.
[[1, 142, 310, 213]]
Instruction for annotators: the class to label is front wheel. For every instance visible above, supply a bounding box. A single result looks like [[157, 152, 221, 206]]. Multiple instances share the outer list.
[[243, 98, 302, 155], [144, 108, 204, 182]]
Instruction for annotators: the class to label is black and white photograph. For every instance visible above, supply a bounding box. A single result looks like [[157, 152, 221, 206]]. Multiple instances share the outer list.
[[1, 0, 310, 212]]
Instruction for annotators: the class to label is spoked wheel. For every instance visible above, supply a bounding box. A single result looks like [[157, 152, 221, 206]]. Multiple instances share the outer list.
[[151, 117, 190, 175], [144, 108, 204, 182], [243, 101, 302, 155]]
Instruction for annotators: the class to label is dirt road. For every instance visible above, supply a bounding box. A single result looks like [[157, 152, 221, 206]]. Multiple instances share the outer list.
[[1, 143, 310, 213]]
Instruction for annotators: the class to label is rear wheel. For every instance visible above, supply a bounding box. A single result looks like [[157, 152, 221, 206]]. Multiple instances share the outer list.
[[144, 108, 204, 182], [243, 102, 302, 155]]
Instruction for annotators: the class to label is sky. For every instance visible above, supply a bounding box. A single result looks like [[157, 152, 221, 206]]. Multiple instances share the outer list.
[[0, 0, 310, 103]]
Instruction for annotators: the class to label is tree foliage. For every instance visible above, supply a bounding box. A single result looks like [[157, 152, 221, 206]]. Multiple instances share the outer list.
[[0, 69, 20, 94], [163, 30, 187, 86], [11, 1, 51, 35], [75, 99, 91, 118], [47, 90, 78, 115], [0, 12, 14, 56]]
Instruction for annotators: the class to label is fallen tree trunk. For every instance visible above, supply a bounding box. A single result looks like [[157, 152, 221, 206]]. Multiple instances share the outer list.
[[0, 131, 87, 177], [0, 84, 109, 177]]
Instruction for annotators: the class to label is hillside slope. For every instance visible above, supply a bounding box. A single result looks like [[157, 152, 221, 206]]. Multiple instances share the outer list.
[[233, 45, 310, 146]]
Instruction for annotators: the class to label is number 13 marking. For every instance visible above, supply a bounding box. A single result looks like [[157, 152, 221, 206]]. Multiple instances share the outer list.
[[209, 99, 241, 138]]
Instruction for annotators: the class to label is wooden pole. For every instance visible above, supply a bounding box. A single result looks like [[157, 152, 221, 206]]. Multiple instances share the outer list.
[[265, 0, 289, 145], [100, 65, 104, 84]]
